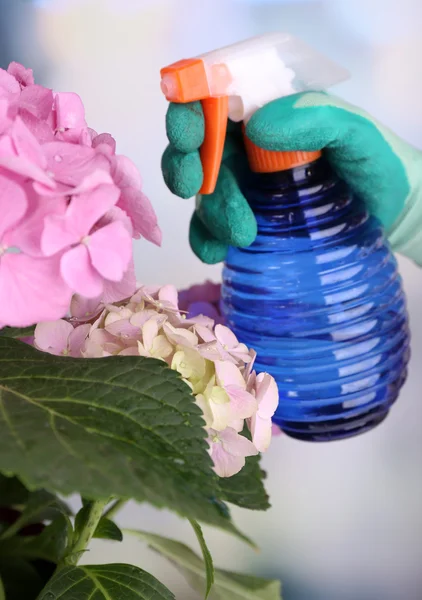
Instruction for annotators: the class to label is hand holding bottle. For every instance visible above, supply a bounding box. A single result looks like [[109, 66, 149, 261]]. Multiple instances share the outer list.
[[162, 92, 422, 264]]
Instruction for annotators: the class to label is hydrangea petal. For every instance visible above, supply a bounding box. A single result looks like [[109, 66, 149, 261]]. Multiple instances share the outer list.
[[88, 220, 132, 281], [0, 253, 71, 327], [0, 135, 54, 187], [42, 141, 110, 188], [42, 183, 120, 256], [249, 414, 273, 452], [215, 324, 239, 349], [18, 85, 53, 120], [0, 68, 20, 102], [118, 346, 140, 356], [215, 361, 246, 389], [112, 154, 142, 189], [151, 335, 173, 359], [195, 324, 216, 343], [11, 117, 46, 169], [101, 261, 136, 304], [164, 322, 198, 347], [195, 394, 214, 428], [256, 372, 279, 419], [60, 244, 103, 298], [142, 317, 160, 351], [7, 62, 34, 88], [6, 192, 67, 257], [225, 385, 258, 420], [159, 285, 178, 309], [92, 133, 116, 154], [210, 400, 232, 432], [0, 98, 11, 135], [54, 92, 87, 132], [117, 187, 161, 244], [105, 319, 139, 339], [19, 109, 55, 144], [34, 319, 73, 355], [70, 294, 102, 321], [210, 443, 245, 478], [0, 171, 28, 240], [219, 427, 258, 458], [68, 323, 91, 357]]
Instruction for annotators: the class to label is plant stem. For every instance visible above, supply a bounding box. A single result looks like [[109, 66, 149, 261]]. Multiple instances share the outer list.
[[103, 499, 126, 520], [64, 499, 108, 566]]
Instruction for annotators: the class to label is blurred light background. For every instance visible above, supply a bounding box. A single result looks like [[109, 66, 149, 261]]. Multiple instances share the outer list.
[[1, 0, 422, 598]]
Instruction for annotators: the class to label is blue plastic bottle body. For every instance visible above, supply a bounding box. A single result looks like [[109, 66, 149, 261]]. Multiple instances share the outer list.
[[221, 158, 410, 442]]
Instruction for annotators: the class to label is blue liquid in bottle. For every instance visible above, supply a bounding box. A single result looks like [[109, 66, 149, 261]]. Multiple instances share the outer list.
[[221, 156, 410, 442]]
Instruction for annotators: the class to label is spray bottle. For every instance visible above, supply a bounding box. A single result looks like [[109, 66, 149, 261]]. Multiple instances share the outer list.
[[160, 33, 410, 442]]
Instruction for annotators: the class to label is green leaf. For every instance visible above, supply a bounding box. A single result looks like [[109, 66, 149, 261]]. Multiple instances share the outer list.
[[0, 574, 4, 600], [218, 453, 270, 511], [74, 503, 123, 543], [0, 489, 71, 540], [0, 326, 35, 340], [0, 473, 29, 507], [0, 514, 71, 563], [37, 563, 175, 600], [189, 519, 214, 598], [94, 517, 123, 542], [127, 530, 282, 600], [0, 338, 234, 529], [0, 557, 45, 600]]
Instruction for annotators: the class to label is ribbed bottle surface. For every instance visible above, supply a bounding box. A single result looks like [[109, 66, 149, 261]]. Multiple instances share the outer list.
[[221, 158, 410, 442]]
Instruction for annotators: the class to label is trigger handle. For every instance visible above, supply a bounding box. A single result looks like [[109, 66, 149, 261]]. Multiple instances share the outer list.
[[199, 96, 229, 195]]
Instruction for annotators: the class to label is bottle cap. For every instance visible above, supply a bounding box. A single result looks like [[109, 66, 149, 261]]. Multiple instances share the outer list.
[[243, 134, 322, 173]]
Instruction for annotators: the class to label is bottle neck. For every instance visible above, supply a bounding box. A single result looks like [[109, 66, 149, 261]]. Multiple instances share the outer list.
[[243, 156, 337, 204]]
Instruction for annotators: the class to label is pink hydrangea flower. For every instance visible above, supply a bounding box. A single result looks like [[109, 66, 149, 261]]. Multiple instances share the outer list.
[[35, 320, 90, 357], [179, 280, 223, 323], [31, 283, 279, 478], [0, 171, 72, 326], [0, 61, 161, 328], [41, 181, 132, 298], [207, 428, 258, 478], [249, 373, 279, 452]]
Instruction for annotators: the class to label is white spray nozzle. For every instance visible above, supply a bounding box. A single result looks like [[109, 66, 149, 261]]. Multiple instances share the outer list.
[[160, 33, 349, 194]]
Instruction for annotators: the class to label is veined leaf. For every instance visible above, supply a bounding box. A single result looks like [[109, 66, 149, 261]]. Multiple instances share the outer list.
[[0, 513, 71, 563], [127, 529, 282, 600], [189, 519, 214, 598], [0, 338, 270, 535], [0, 338, 226, 527], [37, 563, 175, 600], [0, 489, 70, 541], [0, 474, 29, 507], [0, 557, 45, 600], [94, 517, 123, 542]]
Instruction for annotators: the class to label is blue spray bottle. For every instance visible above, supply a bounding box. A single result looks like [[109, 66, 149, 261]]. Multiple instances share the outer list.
[[160, 33, 410, 442]]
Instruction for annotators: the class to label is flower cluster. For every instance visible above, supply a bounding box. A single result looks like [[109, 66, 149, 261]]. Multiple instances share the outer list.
[[34, 284, 279, 477], [0, 62, 160, 327], [178, 280, 223, 324]]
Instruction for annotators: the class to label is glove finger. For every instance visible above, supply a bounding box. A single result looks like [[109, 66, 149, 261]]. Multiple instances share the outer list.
[[197, 165, 257, 247], [196, 164, 257, 247], [189, 212, 228, 264], [246, 92, 408, 230], [246, 92, 370, 154], [161, 144, 203, 199], [166, 101, 204, 153]]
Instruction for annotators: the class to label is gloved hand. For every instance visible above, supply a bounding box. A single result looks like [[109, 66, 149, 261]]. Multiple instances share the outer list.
[[162, 92, 422, 265]]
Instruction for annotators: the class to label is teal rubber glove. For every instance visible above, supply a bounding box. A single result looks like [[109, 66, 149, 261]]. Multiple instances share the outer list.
[[162, 92, 422, 265]]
